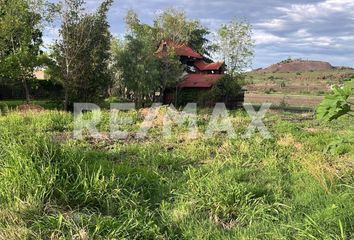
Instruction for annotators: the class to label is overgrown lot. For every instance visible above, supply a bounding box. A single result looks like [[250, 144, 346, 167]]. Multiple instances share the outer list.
[[0, 109, 353, 239]]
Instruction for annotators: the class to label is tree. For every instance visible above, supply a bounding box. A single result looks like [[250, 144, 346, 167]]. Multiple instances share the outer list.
[[79, 0, 112, 102], [197, 74, 244, 106], [157, 48, 184, 102], [51, 0, 112, 110], [154, 8, 194, 44], [153, 8, 214, 57], [212, 74, 244, 102], [216, 19, 254, 75], [0, 0, 55, 103], [115, 11, 160, 106], [111, 10, 183, 106], [108, 38, 126, 98]]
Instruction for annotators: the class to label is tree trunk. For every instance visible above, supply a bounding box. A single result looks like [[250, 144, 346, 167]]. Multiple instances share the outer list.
[[64, 88, 69, 111], [22, 79, 30, 104], [159, 87, 165, 103]]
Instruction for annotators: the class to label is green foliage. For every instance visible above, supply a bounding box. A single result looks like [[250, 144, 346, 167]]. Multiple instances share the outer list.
[[211, 74, 244, 99], [317, 79, 354, 121], [0, 0, 55, 102], [111, 10, 184, 106], [51, 0, 113, 109], [0, 102, 9, 116], [0, 99, 62, 110], [179, 75, 244, 106], [217, 18, 254, 74], [153, 8, 213, 57], [0, 110, 353, 238], [324, 131, 354, 155], [115, 13, 161, 105], [317, 78, 354, 154]]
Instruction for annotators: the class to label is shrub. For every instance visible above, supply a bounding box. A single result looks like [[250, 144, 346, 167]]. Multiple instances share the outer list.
[[265, 88, 276, 94], [209, 74, 244, 101], [0, 103, 9, 116]]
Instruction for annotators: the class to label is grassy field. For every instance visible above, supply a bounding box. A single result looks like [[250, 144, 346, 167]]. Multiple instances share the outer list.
[[245, 69, 354, 95], [0, 108, 353, 239]]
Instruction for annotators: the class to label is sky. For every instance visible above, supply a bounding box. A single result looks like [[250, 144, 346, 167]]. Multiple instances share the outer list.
[[46, 0, 354, 69]]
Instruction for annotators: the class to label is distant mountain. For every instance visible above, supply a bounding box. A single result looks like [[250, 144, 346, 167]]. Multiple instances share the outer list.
[[254, 59, 352, 73], [246, 59, 354, 96]]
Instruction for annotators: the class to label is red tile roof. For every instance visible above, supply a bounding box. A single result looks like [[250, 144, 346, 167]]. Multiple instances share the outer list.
[[174, 45, 203, 59], [194, 60, 224, 71], [179, 74, 224, 88], [156, 40, 203, 59]]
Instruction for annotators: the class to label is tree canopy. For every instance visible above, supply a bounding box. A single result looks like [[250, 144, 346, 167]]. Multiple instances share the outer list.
[[216, 18, 254, 75], [51, 0, 113, 109], [0, 0, 55, 102]]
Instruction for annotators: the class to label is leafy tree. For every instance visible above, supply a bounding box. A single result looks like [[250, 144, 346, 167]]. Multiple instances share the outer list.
[[0, 0, 55, 103], [189, 27, 217, 58], [157, 48, 184, 102], [213, 74, 244, 100], [112, 10, 183, 106], [317, 78, 354, 154], [108, 38, 126, 98], [154, 8, 195, 44], [80, 0, 112, 102], [115, 11, 160, 106], [51, 0, 112, 110], [199, 74, 244, 105], [216, 18, 254, 75], [154, 8, 214, 57]]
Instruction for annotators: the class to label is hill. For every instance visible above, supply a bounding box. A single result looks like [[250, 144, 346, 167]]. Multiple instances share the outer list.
[[254, 59, 341, 73], [246, 60, 354, 96]]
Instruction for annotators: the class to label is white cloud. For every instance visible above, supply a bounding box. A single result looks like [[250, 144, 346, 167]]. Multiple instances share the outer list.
[[253, 30, 286, 44], [293, 29, 312, 38], [276, 0, 354, 22], [255, 19, 286, 30], [337, 36, 354, 41]]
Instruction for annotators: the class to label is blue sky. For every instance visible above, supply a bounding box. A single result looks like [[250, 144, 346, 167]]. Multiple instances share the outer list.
[[46, 0, 354, 68]]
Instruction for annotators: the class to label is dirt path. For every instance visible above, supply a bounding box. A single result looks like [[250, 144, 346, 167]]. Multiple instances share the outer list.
[[245, 93, 324, 107]]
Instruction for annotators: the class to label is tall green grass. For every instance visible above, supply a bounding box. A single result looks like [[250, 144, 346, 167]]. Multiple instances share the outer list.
[[0, 110, 353, 239]]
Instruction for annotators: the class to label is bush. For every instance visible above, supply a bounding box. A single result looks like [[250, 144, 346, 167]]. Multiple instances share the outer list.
[[265, 88, 276, 94], [0, 103, 9, 116], [209, 74, 244, 101]]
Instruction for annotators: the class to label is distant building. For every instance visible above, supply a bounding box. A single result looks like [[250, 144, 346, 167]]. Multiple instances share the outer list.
[[156, 40, 243, 104], [156, 39, 228, 105]]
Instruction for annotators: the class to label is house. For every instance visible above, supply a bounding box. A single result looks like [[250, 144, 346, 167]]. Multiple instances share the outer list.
[[156, 39, 244, 107]]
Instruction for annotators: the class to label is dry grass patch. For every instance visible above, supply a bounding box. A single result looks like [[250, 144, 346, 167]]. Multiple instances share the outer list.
[[277, 134, 303, 150]]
